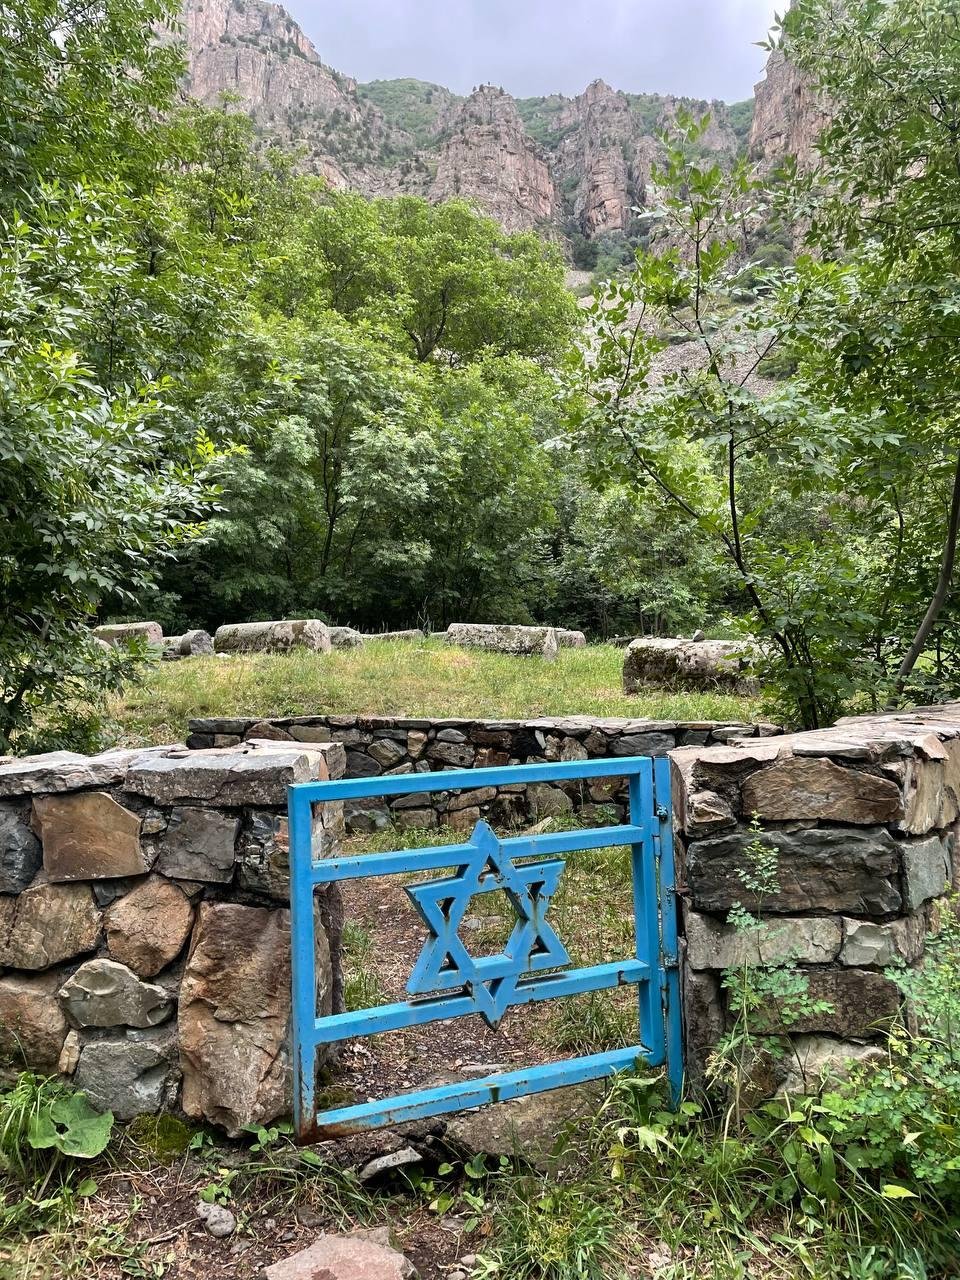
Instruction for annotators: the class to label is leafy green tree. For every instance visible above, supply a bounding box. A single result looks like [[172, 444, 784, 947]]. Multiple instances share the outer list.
[[0, 186, 212, 750], [0, 1, 215, 749], [259, 187, 399, 320], [569, 115, 884, 728], [152, 181, 579, 633], [0, 0, 181, 198], [410, 357, 562, 626], [167, 325, 564, 631], [167, 313, 443, 626], [547, 480, 731, 639], [264, 193, 580, 365], [780, 0, 960, 701]]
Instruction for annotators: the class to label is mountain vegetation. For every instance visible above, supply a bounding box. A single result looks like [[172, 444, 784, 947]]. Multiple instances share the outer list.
[[358, 77, 460, 149]]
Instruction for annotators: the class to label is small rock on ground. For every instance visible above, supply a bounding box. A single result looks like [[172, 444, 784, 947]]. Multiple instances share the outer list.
[[262, 1226, 417, 1279], [358, 1144, 422, 1182], [196, 1200, 236, 1238]]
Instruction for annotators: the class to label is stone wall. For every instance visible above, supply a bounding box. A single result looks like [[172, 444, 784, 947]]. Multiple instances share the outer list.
[[671, 704, 960, 1087], [9, 703, 952, 1129], [0, 740, 345, 1135], [187, 715, 779, 833]]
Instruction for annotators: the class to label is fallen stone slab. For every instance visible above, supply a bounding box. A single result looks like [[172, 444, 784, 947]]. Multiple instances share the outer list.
[[623, 637, 758, 693], [93, 621, 163, 647], [262, 1227, 417, 1279], [214, 620, 332, 654], [555, 628, 587, 648], [357, 1145, 422, 1182], [363, 630, 425, 641], [444, 1080, 603, 1171], [162, 629, 214, 660], [327, 627, 365, 649], [445, 623, 559, 660]]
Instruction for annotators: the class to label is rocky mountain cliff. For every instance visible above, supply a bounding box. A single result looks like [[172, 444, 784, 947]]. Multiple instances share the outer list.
[[177, 0, 820, 244], [747, 48, 827, 172]]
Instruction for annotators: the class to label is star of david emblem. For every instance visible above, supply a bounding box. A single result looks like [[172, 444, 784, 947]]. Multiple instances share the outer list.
[[405, 820, 570, 1028]]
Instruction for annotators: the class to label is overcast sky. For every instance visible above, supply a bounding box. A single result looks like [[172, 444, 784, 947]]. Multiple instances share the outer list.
[[282, 0, 781, 103]]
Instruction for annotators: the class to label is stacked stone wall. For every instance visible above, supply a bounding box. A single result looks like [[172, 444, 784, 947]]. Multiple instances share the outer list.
[[671, 705, 960, 1086], [0, 740, 345, 1135], [7, 703, 955, 1130], [188, 714, 780, 833]]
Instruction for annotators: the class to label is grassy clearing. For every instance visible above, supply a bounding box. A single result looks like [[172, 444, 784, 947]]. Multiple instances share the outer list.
[[109, 638, 760, 746]]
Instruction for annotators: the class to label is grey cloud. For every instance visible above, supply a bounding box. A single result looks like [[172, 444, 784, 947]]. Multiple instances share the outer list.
[[284, 0, 780, 102]]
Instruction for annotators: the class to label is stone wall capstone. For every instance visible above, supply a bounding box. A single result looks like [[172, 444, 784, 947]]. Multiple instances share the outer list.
[[671, 703, 960, 1088], [0, 740, 345, 1134]]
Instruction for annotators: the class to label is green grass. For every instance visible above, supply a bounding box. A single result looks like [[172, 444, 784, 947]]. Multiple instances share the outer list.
[[341, 920, 385, 1011], [109, 638, 760, 746]]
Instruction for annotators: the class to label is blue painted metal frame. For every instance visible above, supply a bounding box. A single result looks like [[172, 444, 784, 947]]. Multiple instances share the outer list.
[[288, 755, 681, 1140]]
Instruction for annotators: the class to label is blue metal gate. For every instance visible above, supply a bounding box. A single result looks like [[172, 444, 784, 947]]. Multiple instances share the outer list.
[[288, 755, 681, 1140]]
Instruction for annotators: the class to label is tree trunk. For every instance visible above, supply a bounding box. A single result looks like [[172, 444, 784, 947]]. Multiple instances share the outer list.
[[893, 447, 960, 698]]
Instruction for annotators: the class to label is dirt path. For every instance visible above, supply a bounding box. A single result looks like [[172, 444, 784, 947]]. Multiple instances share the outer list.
[[335, 866, 556, 1108]]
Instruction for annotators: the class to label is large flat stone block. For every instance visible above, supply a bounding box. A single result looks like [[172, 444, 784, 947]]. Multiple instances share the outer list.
[[741, 756, 901, 824], [214, 620, 332, 654], [0, 749, 131, 797], [684, 908, 842, 969], [34, 791, 149, 881], [624, 637, 757, 693], [685, 825, 902, 915], [0, 882, 101, 969], [93, 621, 163, 647], [841, 914, 925, 967], [445, 623, 559, 659], [179, 902, 332, 1135], [125, 744, 332, 806]]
